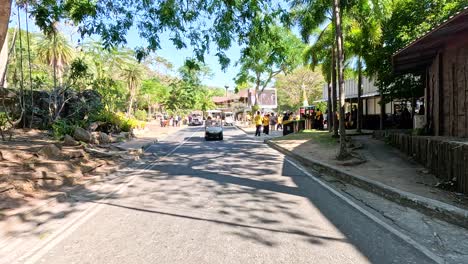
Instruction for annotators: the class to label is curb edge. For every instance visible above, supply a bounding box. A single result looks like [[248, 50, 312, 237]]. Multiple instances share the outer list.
[[266, 140, 468, 229]]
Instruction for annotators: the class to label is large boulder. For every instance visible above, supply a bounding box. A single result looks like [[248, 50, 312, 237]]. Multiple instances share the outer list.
[[62, 90, 103, 121], [73, 127, 92, 143], [63, 135, 79, 146], [38, 144, 63, 160], [98, 132, 111, 144]]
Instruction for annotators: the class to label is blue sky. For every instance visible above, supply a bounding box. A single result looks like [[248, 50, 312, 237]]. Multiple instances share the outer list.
[[124, 28, 241, 90], [9, 6, 242, 90]]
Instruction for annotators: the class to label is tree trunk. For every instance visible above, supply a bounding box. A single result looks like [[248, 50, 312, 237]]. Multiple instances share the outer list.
[[380, 95, 385, 130], [25, 3, 34, 128], [0, 27, 7, 88], [0, 27, 15, 88], [357, 56, 362, 133], [327, 82, 332, 132], [411, 96, 416, 128], [333, 0, 348, 160], [331, 44, 339, 137], [127, 82, 135, 116], [0, 0, 11, 63], [17, 8, 26, 128]]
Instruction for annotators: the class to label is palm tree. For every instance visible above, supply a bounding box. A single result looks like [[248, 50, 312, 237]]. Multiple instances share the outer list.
[[346, 0, 383, 133], [120, 61, 145, 116], [301, 24, 336, 134], [83, 41, 134, 81], [36, 32, 74, 86], [293, 0, 342, 138], [0, 0, 11, 65]]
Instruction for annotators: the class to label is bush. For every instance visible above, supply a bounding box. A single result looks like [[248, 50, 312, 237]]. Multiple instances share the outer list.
[[134, 109, 148, 121], [91, 111, 146, 132], [251, 104, 260, 112], [118, 114, 145, 132], [90, 109, 118, 124], [52, 119, 75, 139]]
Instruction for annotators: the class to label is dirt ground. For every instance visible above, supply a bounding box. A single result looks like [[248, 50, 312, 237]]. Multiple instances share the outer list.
[[0, 129, 125, 213]]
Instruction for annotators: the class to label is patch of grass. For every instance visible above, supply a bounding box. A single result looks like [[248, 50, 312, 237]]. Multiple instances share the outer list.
[[273, 129, 337, 145]]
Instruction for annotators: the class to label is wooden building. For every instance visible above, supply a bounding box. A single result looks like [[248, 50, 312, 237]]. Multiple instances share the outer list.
[[393, 7, 468, 137], [321, 77, 403, 129]]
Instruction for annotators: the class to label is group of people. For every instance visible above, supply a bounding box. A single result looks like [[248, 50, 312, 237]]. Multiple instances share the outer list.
[[303, 108, 324, 130], [159, 115, 182, 127], [344, 106, 358, 129], [253, 111, 284, 136]]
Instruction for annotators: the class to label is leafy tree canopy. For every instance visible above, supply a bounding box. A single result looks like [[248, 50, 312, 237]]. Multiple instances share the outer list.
[[23, 0, 284, 69], [235, 25, 304, 100], [365, 0, 467, 102], [274, 66, 324, 111]]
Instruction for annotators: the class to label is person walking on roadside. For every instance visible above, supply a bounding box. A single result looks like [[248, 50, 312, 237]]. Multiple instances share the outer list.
[[315, 108, 323, 130], [254, 111, 262, 136], [277, 114, 283, 130], [270, 113, 277, 131], [263, 113, 270, 135]]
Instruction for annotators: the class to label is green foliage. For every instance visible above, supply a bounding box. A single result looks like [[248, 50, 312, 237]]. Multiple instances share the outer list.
[[235, 25, 305, 99], [251, 104, 260, 112], [68, 57, 93, 90], [234, 82, 250, 93], [134, 109, 148, 121], [93, 77, 127, 111], [0, 112, 10, 131], [194, 87, 220, 112], [90, 110, 145, 132], [27, 0, 276, 70], [315, 101, 328, 112], [90, 109, 114, 123], [275, 66, 324, 111], [138, 78, 171, 109], [165, 60, 212, 112], [51, 119, 75, 140], [273, 129, 337, 146], [36, 32, 75, 80], [165, 80, 197, 112], [365, 0, 467, 101], [115, 113, 146, 132]]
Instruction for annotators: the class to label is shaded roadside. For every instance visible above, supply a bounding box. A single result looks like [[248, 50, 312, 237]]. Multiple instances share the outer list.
[[266, 130, 468, 229], [0, 123, 188, 239]]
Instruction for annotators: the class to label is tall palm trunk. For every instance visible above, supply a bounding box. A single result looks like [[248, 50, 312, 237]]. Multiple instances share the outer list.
[[331, 44, 338, 137], [17, 7, 26, 128], [333, 0, 348, 159], [0, 0, 11, 63], [25, 3, 34, 128], [357, 56, 362, 132], [52, 32, 58, 120]]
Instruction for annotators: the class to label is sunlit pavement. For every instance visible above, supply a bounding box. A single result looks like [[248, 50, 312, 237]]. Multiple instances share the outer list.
[[3, 126, 439, 264]]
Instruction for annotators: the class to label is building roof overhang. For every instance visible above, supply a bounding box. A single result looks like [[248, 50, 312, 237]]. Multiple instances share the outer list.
[[393, 7, 468, 74]]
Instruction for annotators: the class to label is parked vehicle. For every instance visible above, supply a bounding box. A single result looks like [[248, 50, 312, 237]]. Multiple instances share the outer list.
[[190, 115, 203, 126], [206, 110, 222, 120], [205, 119, 223, 140], [224, 111, 234, 126]]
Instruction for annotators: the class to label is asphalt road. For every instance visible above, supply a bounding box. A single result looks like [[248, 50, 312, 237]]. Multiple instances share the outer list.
[[5, 126, 439, 264]]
